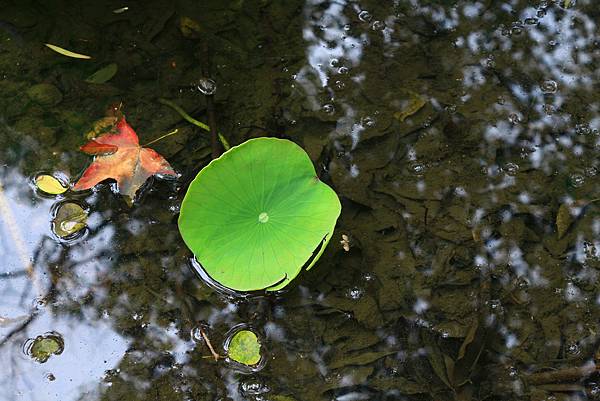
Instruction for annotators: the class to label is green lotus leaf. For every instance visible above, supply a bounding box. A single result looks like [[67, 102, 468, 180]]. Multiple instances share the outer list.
[[178, 137, 341, 291], [227, 329, 261, 366]]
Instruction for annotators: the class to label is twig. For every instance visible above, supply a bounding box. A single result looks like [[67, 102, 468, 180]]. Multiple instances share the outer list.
[[157, 98, 230, 149], [142, 129, 179, 147], [200, 41, 220, 159], [199, 327, 222, 361]]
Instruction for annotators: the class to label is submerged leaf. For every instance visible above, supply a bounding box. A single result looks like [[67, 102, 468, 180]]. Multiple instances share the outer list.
[[44, 43, 91, 59], [85, 63, 118, 84], [73, 117, 177, 200], [556, 203, 573, 239], [35, 174, 67, 195], [52, 202, 87, 238], [227, 330, 261, 366]]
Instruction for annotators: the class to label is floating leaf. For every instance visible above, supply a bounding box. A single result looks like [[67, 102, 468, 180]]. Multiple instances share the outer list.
[[556, 203, 573, 239], [44, 43, 91, 59], [52, 202, 88, 238], [26, 333, 64, 363], [35, 174, 67, 195], [73, 117, 177, 201], [85, 63, 118, 84], [227, 330, 261, 366], [178, 138, 341, 291]]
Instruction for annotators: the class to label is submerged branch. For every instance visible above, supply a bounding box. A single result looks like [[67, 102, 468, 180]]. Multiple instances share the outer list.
[[157, 98, 230, 150]]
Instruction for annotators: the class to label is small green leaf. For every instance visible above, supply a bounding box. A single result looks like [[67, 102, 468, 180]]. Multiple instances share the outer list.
[[85, 63, 118, 84], [28, 333, 64, 363], [227, 330, 261, 366]]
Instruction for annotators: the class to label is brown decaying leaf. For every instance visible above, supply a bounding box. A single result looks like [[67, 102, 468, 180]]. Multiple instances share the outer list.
[[73, 117, 176, 200]]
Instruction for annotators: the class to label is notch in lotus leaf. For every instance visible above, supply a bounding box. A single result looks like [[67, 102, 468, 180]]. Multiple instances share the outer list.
[[178, 137, 341, 292]]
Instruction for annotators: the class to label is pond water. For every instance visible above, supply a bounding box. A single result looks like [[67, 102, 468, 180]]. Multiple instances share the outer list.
[[1, 0, 600, 400]]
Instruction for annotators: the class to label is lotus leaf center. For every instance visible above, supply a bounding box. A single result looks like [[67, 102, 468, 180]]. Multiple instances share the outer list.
[[258, 212, 269, 223]]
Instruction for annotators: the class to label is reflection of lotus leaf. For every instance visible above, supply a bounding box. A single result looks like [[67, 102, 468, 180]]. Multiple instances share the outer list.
[[178, 138, 341, 291]]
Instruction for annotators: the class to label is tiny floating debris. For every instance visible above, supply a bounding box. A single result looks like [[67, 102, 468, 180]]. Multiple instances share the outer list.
[[34, 174, 68, 195], [112, 6, 129, 14], [44, 43, 91, 59], [340, 234, 350, 252], [24, 332, 64, 363]]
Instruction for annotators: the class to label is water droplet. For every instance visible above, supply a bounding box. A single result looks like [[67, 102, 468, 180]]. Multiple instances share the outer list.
[[358, 10, 372, 22], [322, 104, 335, 114], [524, 17, 538, 25], [196, 78, 217, 95], [510, 22, 524, 35], [371, 20, 386, 31], [565, 342, 581, 356], [508, 113, 521, 124], [540, 80, 558, 94], [361, 116, 375, 127], [409, 162, 426, 175], [334, 80, 346, 90], [191, 327, 204, 342], [543, 104, 555, 115], [570, 174, 585, 187], [502, 163, 520, 176], [346, 287, 364, 300]]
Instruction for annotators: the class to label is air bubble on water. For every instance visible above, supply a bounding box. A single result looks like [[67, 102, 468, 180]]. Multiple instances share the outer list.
[[508, 113, 521, 124], [361, 116, 375, 127], [337, 66, 349, 74], [570, 174, 585, 187], [191, 327, 204, 343], [358, 10, 372, 22], [565, 342, 581, 356], [196, 78, 217, 95], [510, 22, 524, 35], [524, 17, 538, 25], [334, 80, 346, 90], [409, 162, 426, 175], [346, 287, 364, 300], [371, 20, 386, 31], [322, 104, 335, 114], [329, 58, 339, 67], [343, 24, 351, 31], [584, 166, 598, 177], [540, 80, 558, 94], [543, 104, 555, 115], [46, 373, 56, 382]]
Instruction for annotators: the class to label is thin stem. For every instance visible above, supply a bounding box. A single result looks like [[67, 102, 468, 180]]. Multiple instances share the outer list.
[[142, 129, 179, 147], [199, 327, 222, 361], [157, 98, 230, 150]]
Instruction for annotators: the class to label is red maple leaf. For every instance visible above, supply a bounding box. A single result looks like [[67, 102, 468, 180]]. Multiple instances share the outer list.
[[73, 117, 176, 200]]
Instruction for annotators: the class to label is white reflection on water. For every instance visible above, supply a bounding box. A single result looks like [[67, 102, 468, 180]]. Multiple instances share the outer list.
[[0, 167, 129, 401]]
